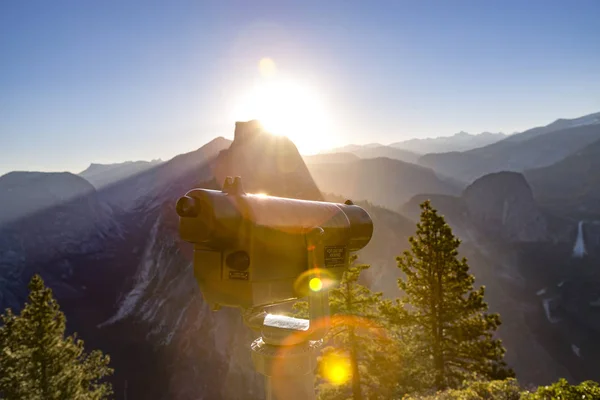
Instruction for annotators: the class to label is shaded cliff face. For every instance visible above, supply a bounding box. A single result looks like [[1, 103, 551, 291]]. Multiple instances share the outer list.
[[0, 171, 117, 311], [95, 196, 264, 400], [463, 172, 548, 242], [525, 138, 600, 219], [400, 173, 549, 244]]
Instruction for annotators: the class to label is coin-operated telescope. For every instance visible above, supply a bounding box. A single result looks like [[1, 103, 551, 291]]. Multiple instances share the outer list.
[[176, 176, 373, 400]]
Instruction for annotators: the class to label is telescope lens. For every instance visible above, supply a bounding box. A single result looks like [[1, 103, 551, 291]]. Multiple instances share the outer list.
[[226, 251, 250, 271], [176, 196, 199, 218]]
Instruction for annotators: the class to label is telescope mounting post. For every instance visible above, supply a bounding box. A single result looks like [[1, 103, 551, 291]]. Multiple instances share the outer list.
[[249, 227, 331, 400]]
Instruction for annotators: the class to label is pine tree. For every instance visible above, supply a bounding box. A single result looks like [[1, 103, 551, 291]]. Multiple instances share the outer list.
[[295, 258, 397, 400], [0, 274, 113, 399], [387, 200, 513, 391]]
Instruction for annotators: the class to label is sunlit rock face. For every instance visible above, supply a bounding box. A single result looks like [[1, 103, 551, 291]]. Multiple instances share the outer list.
[[215, 120, 323, 201], [463, 172, 548, 242]]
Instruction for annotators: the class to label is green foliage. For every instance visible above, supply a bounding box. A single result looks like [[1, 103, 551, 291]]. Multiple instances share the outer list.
[[295, 257, 397, 400], [405, 378, 600, 400], [0, 274, 113, 399], [404, 379, 522, 400], [386, 200, 513, 390], [521, 378, 600, 400]]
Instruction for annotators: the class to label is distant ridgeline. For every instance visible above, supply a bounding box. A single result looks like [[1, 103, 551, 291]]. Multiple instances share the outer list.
[[1, 112, 600, 398]]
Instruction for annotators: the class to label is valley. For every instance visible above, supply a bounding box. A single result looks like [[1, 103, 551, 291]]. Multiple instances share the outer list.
[[1, 112, 600, 399]]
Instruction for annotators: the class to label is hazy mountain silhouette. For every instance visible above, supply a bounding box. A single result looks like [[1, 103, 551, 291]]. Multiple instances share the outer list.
[[504, 111, 600, 144], [303, 152, 360, 164], [326, 143, 383, 152], [307, 157, 462, 210], [391, 131, 507, 154], [420, 111, 600, 182], [79, 159, 163, 189], [0, 171, 97, 226], [525, 138, 600, 219], [95, 137, 231, 211], [324, 144, 420, 164]]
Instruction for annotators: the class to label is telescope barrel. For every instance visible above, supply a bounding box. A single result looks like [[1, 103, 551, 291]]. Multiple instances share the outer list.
[[177, 183, 373, 309], [178, 189, 373, 251]]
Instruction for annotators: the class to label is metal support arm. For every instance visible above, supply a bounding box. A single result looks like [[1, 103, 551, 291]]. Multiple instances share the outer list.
[[248, 227, 332, 400]]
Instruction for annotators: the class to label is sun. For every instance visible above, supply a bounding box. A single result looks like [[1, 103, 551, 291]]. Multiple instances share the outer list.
[[231, 59, 335, 154]]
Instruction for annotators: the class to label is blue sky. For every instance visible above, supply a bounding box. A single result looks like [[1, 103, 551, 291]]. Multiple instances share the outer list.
[[1, 0, 600, 174]]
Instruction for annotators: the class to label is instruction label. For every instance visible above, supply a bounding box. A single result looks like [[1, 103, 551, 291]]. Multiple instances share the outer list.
[[228, 271, 249, 281], [324, 245, 346, 267]]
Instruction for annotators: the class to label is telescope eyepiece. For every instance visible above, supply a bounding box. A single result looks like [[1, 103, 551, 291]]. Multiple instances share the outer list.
[[176, 195, 200, 218]]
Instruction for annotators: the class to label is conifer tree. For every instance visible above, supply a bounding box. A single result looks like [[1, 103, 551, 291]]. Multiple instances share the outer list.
[[387, 200, 513, 391], [295, 258, 397, 400], [0, 274, 113, 399]]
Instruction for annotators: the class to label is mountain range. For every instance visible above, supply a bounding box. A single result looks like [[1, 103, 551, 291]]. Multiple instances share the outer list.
[[1, 111, 600, 399], [419, 111, 600, 182], [391, 131, 507, 154], [321, 131, 508, 165], [323, 144, 420, 164], [79, 159, 163, 189]]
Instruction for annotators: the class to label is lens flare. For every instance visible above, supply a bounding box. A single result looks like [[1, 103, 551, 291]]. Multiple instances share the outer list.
[[293, 269, 337, 298], [320, 351, 351, 385], [309, 277, 323, 292], [259, 57, 277, 77]]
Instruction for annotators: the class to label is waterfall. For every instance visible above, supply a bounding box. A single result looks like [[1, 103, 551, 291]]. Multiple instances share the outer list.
[[542, 298, 560, 323], [502, 199, 509, 225], [572, 220, 587, 258]]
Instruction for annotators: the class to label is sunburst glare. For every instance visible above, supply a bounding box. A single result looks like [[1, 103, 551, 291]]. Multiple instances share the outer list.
[[231, 58, 335, 154]]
